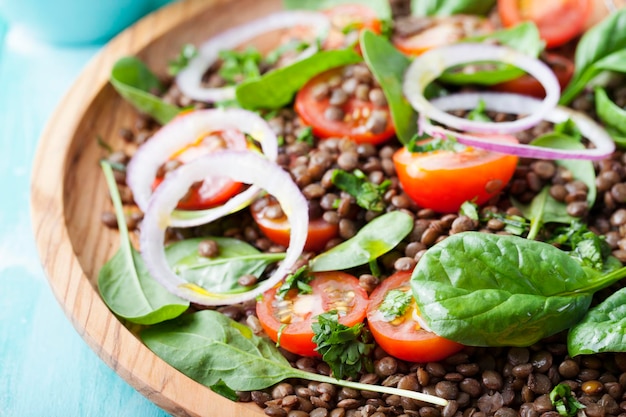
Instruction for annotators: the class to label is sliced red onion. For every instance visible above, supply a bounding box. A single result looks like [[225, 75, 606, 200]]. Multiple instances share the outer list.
[[403, 43, 560, 134], [126, 108, 278, 227], [176, 11, 331, 103], [140, 150, 309, 306], [424, 92, 615, 160]]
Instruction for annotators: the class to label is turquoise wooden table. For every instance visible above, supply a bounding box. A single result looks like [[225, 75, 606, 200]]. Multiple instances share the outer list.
[[0, 19, 170, 417]]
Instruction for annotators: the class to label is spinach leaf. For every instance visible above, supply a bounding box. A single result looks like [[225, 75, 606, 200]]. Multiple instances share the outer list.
[[98, 161, 189, 325], [110, 57, 181, 125], [165, 237, 285, 294], [331, 168, 390, 212], [310, 211, 414, 272], [312, 311, 373, 379], [595, 86, 626, 135], [560, 8, 626, 105], [236, 48, 363, 110], [411, 232, 606, 347], [568, 285, 626, 356], [513, 186, 575, 241], [439, 22, 544, 86], [142, 310, 448, 405], [360, 29, 416, 144], [411, 0, 495, 16], [283, 0, 392, 20]]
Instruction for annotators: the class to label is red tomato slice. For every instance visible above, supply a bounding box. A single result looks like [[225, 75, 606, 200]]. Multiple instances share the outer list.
[[490, 53, 574, 98], [497, 0, 592, 48], [392, 135, 519, 213], [323, 4, 382, 50], [295, 68, 396, 145], [392, 15, 493, 56], [251, 195, 338, 252], [256, 271, 369, 357], [152, 129, 247, 210], [367, 271, 464, 363]]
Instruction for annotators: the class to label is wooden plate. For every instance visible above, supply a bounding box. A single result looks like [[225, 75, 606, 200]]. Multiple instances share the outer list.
[[30, 0, 284, 415]]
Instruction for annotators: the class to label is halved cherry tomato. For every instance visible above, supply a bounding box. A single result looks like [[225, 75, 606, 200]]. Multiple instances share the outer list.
[[294, 68, 395, 145], [392, 15, 493, 56], [367, 271, 464, 363], [256, 271, 369, 357], [152, 129, 247, 210], [490, 53, 575, 98], [251, 195, 339, 252], [498, 0, 592, 49], [393, 135, 519, 213], [323, 4, 382, 50]]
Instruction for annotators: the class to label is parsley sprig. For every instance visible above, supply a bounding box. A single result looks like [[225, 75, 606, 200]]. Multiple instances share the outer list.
[[550, 383, 585, 417], [312, 311, 373, 380], [276, 267, 313, 299], [331, 169, 390, 212], [379, 289, 412, 321]]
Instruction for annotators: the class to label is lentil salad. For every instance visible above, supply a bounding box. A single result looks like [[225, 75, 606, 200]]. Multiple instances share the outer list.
[[99, 1, 626, 417]]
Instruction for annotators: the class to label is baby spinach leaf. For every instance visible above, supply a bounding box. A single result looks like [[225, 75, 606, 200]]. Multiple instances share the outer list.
[[513, 186, 575, 240], [595, 86, 626, 135], [312, 311, 373, 379], [235, 48, 362, 110], [360, 29, 416, 144], [560, 8, 626, 105], [142, 310, 448, 405], [411, 0, 495, 16], [98, 161, 189, 325], [439, 22, 544, 86], [410, 232, 598, 347], [310, 211, 414, 272], [110, 57, 181, 125], [568, 285, 626, 356], [165, 237, 285, 294], [283, 0, 392, 20]]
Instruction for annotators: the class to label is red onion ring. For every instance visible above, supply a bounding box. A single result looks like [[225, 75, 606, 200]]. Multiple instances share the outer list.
[[424, 92, 615, 160], [403, 43, 560, 134], [126, 108, 278, 227], [176, 11, 331, 103], [139, 150, 309, 306]]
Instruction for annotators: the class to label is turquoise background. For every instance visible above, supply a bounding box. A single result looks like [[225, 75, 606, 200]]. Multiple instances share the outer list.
[[0, 7, 172, 417]]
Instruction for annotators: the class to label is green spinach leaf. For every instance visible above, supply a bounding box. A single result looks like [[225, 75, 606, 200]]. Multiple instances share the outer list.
[[513, 186, 575, 240], [360, 29, 416, 144], [595, 86, 626, 135], [110, 57, 181, 125], [310, 211, 414, 272], [410, 232, 620, 347], [236, 48, 363, 110], [560, 8, 626, 105], [411, 0, 495, 16], [142, 310, 448, 405], [165, 237, 285, 294], [312, 311, 373, 379], [439, 22, 544, 86], [98, 161, 189, 325]]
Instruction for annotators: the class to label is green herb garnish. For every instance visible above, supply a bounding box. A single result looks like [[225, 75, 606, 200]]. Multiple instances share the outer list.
[[312, 311, 373, 380], [550, 383, 585, 417], [168, 43, 198, 76], [331, 169, 390, 211], [218, 46, 263, 85], [276, 266, 313, 299], [379, 289, 412, 321]]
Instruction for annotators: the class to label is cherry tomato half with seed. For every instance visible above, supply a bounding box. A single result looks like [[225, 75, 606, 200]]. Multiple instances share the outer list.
[[368, 271, 464, 363], [392, 135, 519, 213], [250, 195, 339, 252], [294, 67, 396, 145], [498, 0, 592, 48], [392, 15, 493, 56], [256, 271, 369, 357], [152, 129, 247, 210], [323, 4, 382, 50], [490, 53, 575, 98]]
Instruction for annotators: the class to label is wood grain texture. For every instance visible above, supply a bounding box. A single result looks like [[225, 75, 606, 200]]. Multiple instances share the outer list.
[[30, 0, 284, 415]]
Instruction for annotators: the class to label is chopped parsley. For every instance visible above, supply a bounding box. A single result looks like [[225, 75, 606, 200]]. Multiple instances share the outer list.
[[550, 383, 585, 417], [379, 289, 412, 321], [218, 46, 263, 85], [311, 311, 373, 380], [550, 221, 611, 270], [407, 133, 465, 153], [276, 267, 313, 299], [168, 43, 198, 76], [331, 169, 390, 212]]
